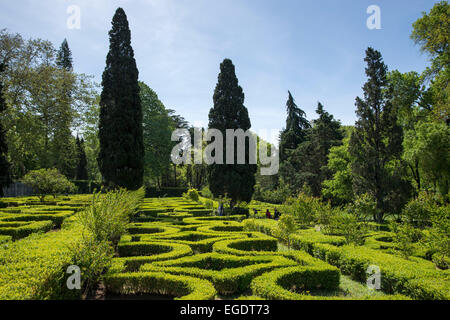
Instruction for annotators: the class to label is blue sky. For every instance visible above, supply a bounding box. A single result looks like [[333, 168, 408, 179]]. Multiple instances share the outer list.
[[0, 0, 439, 143]]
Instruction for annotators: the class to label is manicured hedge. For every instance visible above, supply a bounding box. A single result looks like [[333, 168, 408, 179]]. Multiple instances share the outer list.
[[0, 211, 74, 227], [110, 242, 193, 272], [0, 235, 11, 244], [145, 187, 188, 198], [0, 224, 84, 299], [141, 252, 297, 294], [213, 238, 278, 256], [0, 220, 53, 240], [244, 217, 450, 300], [311, 243, 450, 300], [251, 266, 340, 300], [126, 223, 180, 236], [143, 231, 244, 253], [250, 266, 409, 300], [103, 272, 216, 300]]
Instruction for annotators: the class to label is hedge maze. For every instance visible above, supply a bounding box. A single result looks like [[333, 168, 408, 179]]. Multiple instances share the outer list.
[[0, 195, 91, 240], [0, 196, 447, 300], [103, 197, 415, 300]]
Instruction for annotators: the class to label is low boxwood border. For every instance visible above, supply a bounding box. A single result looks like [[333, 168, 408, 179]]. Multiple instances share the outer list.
[[103, 272, 216, 300]]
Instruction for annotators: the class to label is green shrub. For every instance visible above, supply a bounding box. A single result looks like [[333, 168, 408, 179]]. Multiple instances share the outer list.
[[281, 194, 323, 227], [184, 189, 200, 202], [204, 199, 214, 210], [424, 206, 449, 269], [272, 214, 297, 249], [402, 192, 443, 227], [200, 186, 214, 199], [347, 193, 378, 221], [322, 211, 368, 245], [22, 169, 76, 202], [68, 236, 114, 295], [77, 187, 145, 243], [390, 222, 422, 259]]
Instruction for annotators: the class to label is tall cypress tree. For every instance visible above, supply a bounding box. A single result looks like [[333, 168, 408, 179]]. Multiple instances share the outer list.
[[54, 39, 76, 178], [75, 136, 88, 180], [98, 8, 144, 190], [349, 47, 410, 222], [0, 63, 12, 196], [279, 91, 310, 162], [207, 59, 256, 206]]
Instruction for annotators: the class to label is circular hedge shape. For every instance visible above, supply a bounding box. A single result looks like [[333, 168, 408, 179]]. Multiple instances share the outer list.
[[125, 224, 180, 236], [110, 242, 193, 272], [213, 238, 278, 256], [104, 271, 216, 300], [251, 266, 340, 300], [118, 241, 191, 258]]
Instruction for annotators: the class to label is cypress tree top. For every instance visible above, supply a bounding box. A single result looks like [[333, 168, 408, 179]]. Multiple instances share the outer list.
[[56, 39, 73, 71], [209, 59, 250, 132], [98, 7, 144, 190], [279, 91, 310, 161]]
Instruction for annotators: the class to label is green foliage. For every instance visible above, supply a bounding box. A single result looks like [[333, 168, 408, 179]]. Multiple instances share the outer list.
[[402, 192, 441, 227], [22, 168, 76, 202], [207, 59, 257, 205], [56, 39, 73, 70], [0, 63, 11, 196], [347, 193, 378, 221], [279, 91, 310, 163], [273, 214, 297, 249], [0, 220, 53, 240], [425, 206, 450, 269], [253, 182, 291, 204], [282, 103, 343, 197], [390, 222, 422, 259], [248, 218, 449, 300], [251, 266, 341, 300], [403, 121, 449, 196], [184, 188, 200, 202], [104, 271, 217, 300], [281, 194, 323, 227], [69, 236, 113, 295], [322, 133, 354, 205], [0, 30, 96, 179], [77, 187, 144, 243], [411, 1, 449, 122], [349, 47, 410, 222], [0, 221, 84, 299], [139, 81, 174, 186], [200, 186, 213, 199], [75, 136, 88, 180], [141, 253, 296, 295], [203, 199, 214, 210], [98, 8, 144, 190], [322, 211, 368, 246]]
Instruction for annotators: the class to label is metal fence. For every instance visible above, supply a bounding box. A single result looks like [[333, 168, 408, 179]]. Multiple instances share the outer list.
[[2, 182, 33, 198]]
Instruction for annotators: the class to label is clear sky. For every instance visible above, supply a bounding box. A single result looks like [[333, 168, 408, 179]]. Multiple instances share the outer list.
[[0, 0, 440, 143]]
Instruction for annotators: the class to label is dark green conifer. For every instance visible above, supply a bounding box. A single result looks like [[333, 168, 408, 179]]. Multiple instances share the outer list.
[[98, 8, 144, 190], [207, 59, 256, 206]]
